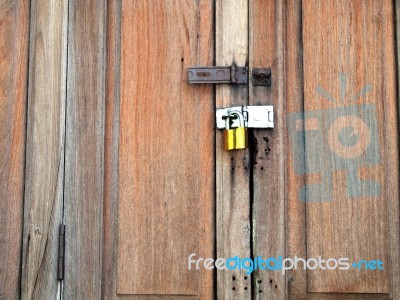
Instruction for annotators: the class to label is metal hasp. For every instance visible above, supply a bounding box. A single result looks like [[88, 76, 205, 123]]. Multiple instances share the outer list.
[[188, 65, 248, 84], [216, 105, 274, 129], [252, 68, 272, 86]]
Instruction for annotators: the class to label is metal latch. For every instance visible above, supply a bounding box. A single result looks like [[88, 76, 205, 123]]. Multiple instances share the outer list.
[[188, 65, 248, 84], [188, 65, 272, 86], [216, 105, 274, 129]]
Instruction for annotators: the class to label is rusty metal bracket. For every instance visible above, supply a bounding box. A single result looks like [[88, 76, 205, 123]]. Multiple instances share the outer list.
[[58, 224, 65, 280], [252, 68, 271, 86], [188, 65, 248, 84]]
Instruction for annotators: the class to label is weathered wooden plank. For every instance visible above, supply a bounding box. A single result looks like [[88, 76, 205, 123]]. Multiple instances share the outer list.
[[215, 0, 251, 298], [102, 0, 121, 299], [287, 1, 399, 298], [300, 0, 397, 293], [249, 0, 286, 299], [118, 0, 214, 296], [306, 294, 391, 300], [117, 296, 197, 300], [21, 0, 68, 299], [392, 2, 400, 298], [63, 0, 106, 298], [0, 1, 30, 299], [286, 0, 308, 298]]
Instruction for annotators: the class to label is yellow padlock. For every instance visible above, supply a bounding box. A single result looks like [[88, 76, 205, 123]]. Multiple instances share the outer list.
[[223, 111, 248, 150]]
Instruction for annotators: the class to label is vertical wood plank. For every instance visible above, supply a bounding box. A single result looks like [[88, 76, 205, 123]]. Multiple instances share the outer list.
[[21, 0, 68, 299], [249, 0, 286, 299], [116, 296, 197, 300], [64, 0, 106, 298], [118, 0, 214, 296], [102, 0, 121, 299], [288, 1, 399, 298], [393, 1, 400, 299], [286, 0, 308, 298], [0, 1, 30, 299], [215, 0, 251, 297], [302, 0, 395, 293]]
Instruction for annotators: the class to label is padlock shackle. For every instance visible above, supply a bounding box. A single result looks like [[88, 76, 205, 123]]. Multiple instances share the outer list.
[[224, 110, 245, 130]]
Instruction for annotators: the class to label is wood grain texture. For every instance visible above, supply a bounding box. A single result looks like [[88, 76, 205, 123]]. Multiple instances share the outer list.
[[63, 0, 106, 298], [215, 0, 251, 298], [117, 296, 197, 300], [118, 0, 214, 296], [286, 0, 308, 298], [304, 294, 391, 300], [249, 0, 286, 299], [287, 1, 399, 298], [102, 0, 121, 299], [0, 1, 30, 299], [302, 0, 397, 293], [393, 2, 400, 298], [21, 0, 68, 299]]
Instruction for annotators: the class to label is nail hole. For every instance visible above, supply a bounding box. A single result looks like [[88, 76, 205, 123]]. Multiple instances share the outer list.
[[270, 279, 273, 283], [258, 280, 262, 283], [275, 285, 278, 288], [244, 276, 248, 280], [259, 290, 263, 293], [232, 287, 235, 291], [232, 276, 236, 281], [244, 287, 248, 290], [261, 167, 264, 170]]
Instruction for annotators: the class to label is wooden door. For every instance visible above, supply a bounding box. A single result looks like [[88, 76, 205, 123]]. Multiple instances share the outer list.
[[1, 0, 400, 299], [104, 0, 400, 298]]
